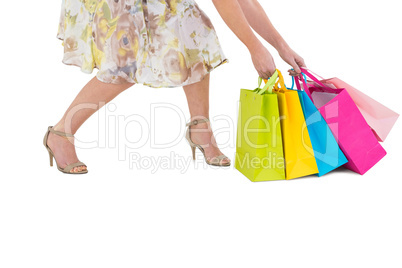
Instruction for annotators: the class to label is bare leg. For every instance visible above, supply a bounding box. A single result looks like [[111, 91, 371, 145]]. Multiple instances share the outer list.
[[182, 73, 230, 165], [46, 76, 135, 173]]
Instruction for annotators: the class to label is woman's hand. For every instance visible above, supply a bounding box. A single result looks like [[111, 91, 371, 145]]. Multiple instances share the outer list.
[[211, 0, 305, 79], [211, 0, 278, 79], [278, 46, 306, 76], [236, 0, 306, 77], [249, 42, 276, 80]]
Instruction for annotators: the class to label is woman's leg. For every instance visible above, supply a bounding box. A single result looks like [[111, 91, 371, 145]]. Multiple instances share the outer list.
[[182, 73, 230, 165], [46, 76, 135, 173]]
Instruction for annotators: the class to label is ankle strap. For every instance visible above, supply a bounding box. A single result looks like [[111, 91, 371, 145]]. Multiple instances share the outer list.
[[48, 126, 74, 137], [186, 118, 209, 127]]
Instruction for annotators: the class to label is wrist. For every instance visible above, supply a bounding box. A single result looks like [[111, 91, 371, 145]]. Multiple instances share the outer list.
[[246, 37, 263, 53], [274, 39, 290, 54]]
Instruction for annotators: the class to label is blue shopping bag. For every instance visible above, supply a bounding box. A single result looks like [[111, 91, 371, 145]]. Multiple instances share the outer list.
[[291, 74, 348, 176]]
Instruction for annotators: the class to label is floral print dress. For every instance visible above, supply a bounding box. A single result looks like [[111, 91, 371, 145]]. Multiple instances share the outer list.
[[56, 0, 228, 87]]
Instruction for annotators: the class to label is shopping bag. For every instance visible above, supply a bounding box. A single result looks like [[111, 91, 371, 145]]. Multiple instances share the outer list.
[[235, 70, 286, 182], [293, 75, 348, 176], [298, 68, 387, 175], [316, 76, 399, 142], [272, 70, 318, 179]]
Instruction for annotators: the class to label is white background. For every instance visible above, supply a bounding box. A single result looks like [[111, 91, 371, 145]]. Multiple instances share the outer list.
[[1, 0, 401, 267]]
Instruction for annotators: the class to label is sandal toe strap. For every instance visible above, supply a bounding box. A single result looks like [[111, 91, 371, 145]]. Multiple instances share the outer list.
[[64, 161, 87, 173], [209, 155, 230, 164]]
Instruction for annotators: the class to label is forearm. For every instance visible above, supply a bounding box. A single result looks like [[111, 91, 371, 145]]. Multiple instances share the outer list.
[[237, 0, 289, 51], [211, 0, 262, 51]]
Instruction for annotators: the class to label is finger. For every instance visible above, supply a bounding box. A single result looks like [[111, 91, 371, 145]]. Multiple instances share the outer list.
[[260, 69, 271, 79], [265, 69, 274, 78], [291, 60, 301, 74], [295, 58, 306, 72], [258, 71, 270, 80], [287, 69, 299, 77], [260, 70, 271, 80], [300, 59, 306, 68]]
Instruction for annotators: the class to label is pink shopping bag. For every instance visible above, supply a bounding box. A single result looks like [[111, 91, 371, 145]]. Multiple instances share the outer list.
[[296, 68, 387, 175], [304, 71, 399, 142]]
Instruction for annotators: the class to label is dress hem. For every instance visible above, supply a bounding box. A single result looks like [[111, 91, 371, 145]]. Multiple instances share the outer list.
[[58, 31, 229, 88], [60, 56, 229, 88]]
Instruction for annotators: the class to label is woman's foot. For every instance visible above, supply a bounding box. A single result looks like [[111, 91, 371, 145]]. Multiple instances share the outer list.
[[46, 124, 87, 173], [188, 120, 230, 165]]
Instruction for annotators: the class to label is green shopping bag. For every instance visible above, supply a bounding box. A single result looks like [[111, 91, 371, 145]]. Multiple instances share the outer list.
[[235, 70, 286, 182]]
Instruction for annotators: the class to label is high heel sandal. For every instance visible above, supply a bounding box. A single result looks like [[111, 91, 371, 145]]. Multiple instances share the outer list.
[[43, 126, 88, 174], [185, 118, 231, 166]]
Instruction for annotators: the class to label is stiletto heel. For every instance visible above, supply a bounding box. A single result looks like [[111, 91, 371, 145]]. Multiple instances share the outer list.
[[43, 126, 88, 174], [185, 118, 231, 166], [48, 150, 53, 166], [191, 145, 196, 160]]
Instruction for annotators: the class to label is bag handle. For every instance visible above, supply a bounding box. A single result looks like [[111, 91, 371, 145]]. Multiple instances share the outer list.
[[257, 69, 279, 94], [274, 69, 287, 90], [294, 72, 313, 99], [290, 71, 308, 90], [299, 67, 330, 88], [301, 67, 325, 80], [288, 68, 312, 98], [300, 68, 343, 94]]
